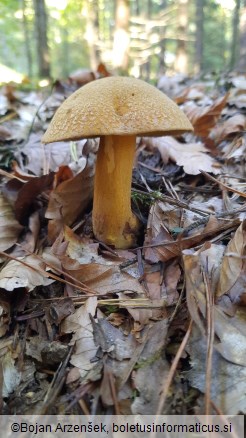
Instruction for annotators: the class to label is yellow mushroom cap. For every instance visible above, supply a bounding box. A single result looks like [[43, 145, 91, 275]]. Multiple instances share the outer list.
[[42, 76, 193, 144]]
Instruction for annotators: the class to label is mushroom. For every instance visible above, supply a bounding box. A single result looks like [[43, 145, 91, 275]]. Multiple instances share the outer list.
[[42, 76, 193, 249]]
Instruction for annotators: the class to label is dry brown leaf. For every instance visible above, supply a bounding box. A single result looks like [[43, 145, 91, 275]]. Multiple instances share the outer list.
[[68, 69, 96, 86], [187, 325, 246, 414], [0, 125, 11, 140], [60, 226, 145, 296], [62, 257, 144, 296], [131, 320, 169, 415], [16, 133, 87, 176], [231, 75, 246, 89], [0, 302, 10, 337], [144, 201, 231, 262], [46, 161, 94, 226], [64, 226, 100, 264], [144, 270, 161, 301], [14, 172, 55, 224], [62, 297, 99, 380], [210, 114, 246, 144], [161, 260, 181, 305], [184, 94, 228, 137], [145, 136, 220, 175], [0, 255, 53, 291], [0, 193, 23, 251], [143, 201, 179, 263], [174, 86, 206, 104], [183, 243, 246, 366], [222, 136, 246, 160], [216, 221, 246, 300], [183, 243, 224, 335], [2, 350, 22, 398], [19, 211, 40, 254]]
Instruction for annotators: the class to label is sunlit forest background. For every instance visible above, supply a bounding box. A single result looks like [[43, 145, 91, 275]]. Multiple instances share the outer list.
[[1, 0, 246, 83]]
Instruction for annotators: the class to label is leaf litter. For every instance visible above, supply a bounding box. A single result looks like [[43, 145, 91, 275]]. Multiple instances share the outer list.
[[0, 71, 245, 416]]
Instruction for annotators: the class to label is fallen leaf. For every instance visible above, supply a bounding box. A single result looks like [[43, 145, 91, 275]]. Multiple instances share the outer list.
[[62, 297, 99, 380], [216, 221, 246, 300], [0, 125, 12, 140], [62, 257, 144, 296], [46, 161, 94, 226], [64, 226, 100, 264], [2, 350, 22, 398], [143, 201, 179, 263], [144, 201, 230, 262], [187, 325, 246, 414], [184, 94, 228, 137], [131, 320, 169, 414], [222, 136, 246, 160], [26, 338, 69, 365], [231, 75, 246, 89], [183, 243, 224, 335], [0, 193, 23, 251], [145, 136, 220, 175], [48, 297, 75, 325], [161, 260, 181, 306], [183, 243, 246, 366], [68, 69, 96, 86], [210, 114, 246, 144], [0, 302, 10, 337], [15, 133, 87, 176], [0, 255, 53, 292], [90, 317, 138, 406], [14, 172, 55, 224]]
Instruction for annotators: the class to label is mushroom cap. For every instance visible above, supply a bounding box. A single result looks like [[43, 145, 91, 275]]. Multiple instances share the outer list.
[[42, 76, 193, 144]]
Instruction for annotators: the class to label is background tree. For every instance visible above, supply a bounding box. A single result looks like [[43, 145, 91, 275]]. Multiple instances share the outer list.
[[112, 0, 130, 73], [83, 0, 100, 71], [0, 0, 244, 83], [33, 0, 50, 78], [174, 0, 189, 74], [230, 0, 240, 70], [238, 0, 246, 70], [194, 0, 204, 73], [20, 0, 33, 78]]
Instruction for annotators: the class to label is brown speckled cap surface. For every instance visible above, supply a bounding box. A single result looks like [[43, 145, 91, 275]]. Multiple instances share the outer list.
[[42, 76, 193, 143]]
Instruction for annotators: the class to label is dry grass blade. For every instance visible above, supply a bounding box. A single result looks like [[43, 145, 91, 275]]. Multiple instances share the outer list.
[[39, 345, 73, 414], [200, 170, 246, 198], [156, 319, 193, 416], [202, 267, 215, 415]]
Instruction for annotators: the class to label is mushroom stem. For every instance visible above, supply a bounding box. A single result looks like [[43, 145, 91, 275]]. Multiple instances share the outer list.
[[92, 135, 139, 249]]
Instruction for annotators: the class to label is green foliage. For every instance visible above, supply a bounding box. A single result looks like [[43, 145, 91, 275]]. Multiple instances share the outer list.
[[0, 0, 28, 73], [202, 0, 232, 71], [0, 0, 242, 81], [48, 0, 89, 78]]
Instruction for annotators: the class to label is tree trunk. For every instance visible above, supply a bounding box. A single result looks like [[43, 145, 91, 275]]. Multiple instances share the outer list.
[[33, 0, 50, 78], [20, 0, 33, 78], [230, 0, 240, 70], [158, 0, 167, 74], [112, 0, 130, 73], [84, 0, 100, 71], [145, 0, 152, 80], [174, 0, 188, 74], [194, 0, 204, 74], [238, 0, 246, 70]]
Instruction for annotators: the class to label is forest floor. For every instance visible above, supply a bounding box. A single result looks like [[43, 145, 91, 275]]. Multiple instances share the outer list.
[[0, 70, 245, 417]]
